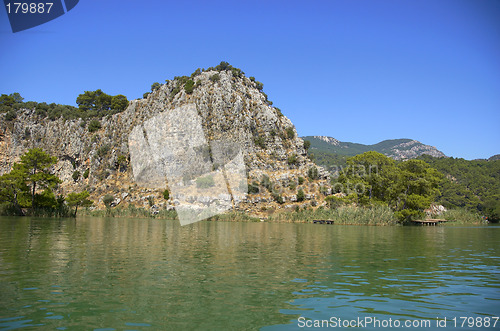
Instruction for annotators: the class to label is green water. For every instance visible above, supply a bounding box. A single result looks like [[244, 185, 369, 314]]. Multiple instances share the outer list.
[[0, 217, 498, 330]]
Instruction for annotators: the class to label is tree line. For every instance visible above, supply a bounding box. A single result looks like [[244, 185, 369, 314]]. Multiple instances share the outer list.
[[0, 90, 129, 121]]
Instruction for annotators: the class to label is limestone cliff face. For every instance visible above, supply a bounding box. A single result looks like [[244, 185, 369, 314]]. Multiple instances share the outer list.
[[0, 69, 328, 212]]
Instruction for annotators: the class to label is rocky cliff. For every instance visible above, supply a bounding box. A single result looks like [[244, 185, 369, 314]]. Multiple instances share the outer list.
[[0, 67, 329, 217]]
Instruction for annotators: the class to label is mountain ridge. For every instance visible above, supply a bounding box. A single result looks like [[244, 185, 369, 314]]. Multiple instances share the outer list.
[[303, 135, 446, 160]]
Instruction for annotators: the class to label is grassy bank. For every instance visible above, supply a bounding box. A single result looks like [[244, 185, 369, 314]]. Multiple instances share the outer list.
[[80, 204, 178, 219], [268, 205, 398, 226], [441, 208, 485, 225]]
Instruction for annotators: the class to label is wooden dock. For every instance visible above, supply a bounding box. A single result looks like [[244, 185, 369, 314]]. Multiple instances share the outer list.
[[411, 219, 454, 226], [313, 220, 334, 225]]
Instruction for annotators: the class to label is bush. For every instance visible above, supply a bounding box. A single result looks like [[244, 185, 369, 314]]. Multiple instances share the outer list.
[[151, 82, 161, 92], [248, 183, 260, 194], [209, 74, 221, 82], [298, 177, 305, 185], [325, 195, 343, 209], [184, 80, 195, 94], [111, 95, 129, 111], [254, 136, 266, 149], [308, 166, 319, 180], [255, 81, 264, 91], [287, 153, 298, 165], [272, 191, 284, 204], [196, 175, 215, 188], [163, 189, 170, 200], [116, 155, 128, 171], [5, 110, 17, 121], [303, 140, 311, 151], [88, 119, 101, 133], [97, 144, 110, 158], [286, 127, 295, 139], [289, 181, 297, 191], [83, 168, 90, 179], [72, 170, 80, 182], [103, 194, 114, 208], [297, 188, 305, 202], [147, 196, 155, 207]]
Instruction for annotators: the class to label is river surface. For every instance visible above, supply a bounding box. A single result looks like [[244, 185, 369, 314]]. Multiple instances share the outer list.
[[0, 217, 499, 330]]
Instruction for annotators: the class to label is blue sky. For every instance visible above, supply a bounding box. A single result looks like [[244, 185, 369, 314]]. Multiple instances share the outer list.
[[1, 0, 499, 160]]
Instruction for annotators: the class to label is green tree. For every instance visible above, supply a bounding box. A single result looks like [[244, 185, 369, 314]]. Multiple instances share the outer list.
[[0, 94, 16, 111], [66, 191, 93, 217], [308, 166, 319, 180], [163, 189, 170, 200], [303, 140, 311, 151], [0, 169, 29, 214], [393, 159, 442, 220], [10, 92, 24, 103], [209, 73, 220, 82], [151, 82, 161, 92], [103, 194, 114, 209], [184, 80, 195, 94], [111, 94, 129, 111], [340, 151, 397, 202], [18, 148, 61, 209], [88, 119, 101, 132], [297, 188, 305, 202], [76, 89, 113, 112]]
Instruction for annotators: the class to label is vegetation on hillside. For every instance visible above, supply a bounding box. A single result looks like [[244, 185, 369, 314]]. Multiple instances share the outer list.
[[417, 155, 500, 221], [0, 148, 93, 217], [332, 151, 443, 221], [0, 89, 129, 122]]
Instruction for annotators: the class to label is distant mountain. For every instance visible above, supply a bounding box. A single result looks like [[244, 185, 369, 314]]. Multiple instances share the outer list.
[[303, 136, 446, 160], [489, 154, 500, 161]]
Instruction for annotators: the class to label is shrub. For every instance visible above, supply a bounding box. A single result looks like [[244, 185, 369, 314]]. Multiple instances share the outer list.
[[254, 136, 266, 149], [72, 170, 80, 182], [298, 177, 305, 185], [289, 181, 297, 191], [143, 92, 150, 99], [303, 140, 311, 151], [308, 166, 319, 180], [147, 196, 155, 207], [255, 81, 264, 91], [287, 153, 298, 165], [151, 82, 161, 92], [297, 188, 305, 202], [88, 119, 101, 133], [116, 155, 128, 171], [111, 95, 129, 111], [286, 127, 295, 139], [5, 110, 16, 121], [163, 189, 170, 200], [103, 194, 114, 208], [83, 168, 90, 179], [272, 191, 284, 204], [248, 183, 260, 194], [325, 195, 344, 209], [184, 80, 195, 94], [196, 175, 215, 188], [209, 73, 221, 82], [97, 144, 110, 158]]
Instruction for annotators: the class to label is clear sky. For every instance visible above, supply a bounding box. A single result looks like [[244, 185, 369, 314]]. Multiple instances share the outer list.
[[1, 0, 499, 160]]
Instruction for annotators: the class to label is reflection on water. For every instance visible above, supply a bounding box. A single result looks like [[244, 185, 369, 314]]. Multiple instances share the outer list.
[[0, 218, 499, 330]]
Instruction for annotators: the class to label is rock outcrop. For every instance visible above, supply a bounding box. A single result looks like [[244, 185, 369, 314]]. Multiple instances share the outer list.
[[0, 68, 329, 216]]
